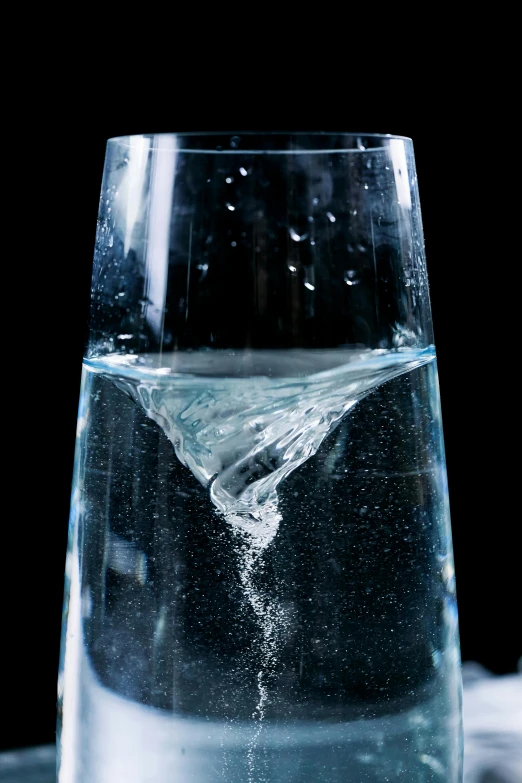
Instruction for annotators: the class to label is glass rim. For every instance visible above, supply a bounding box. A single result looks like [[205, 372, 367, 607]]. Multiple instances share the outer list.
[[106, 131, 413, 154]]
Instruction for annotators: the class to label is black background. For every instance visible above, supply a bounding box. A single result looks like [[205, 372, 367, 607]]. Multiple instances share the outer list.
[[5, 80, 519, 751]]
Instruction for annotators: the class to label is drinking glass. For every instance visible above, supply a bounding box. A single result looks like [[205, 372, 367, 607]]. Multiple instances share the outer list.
[[57, 132, 463, 782]]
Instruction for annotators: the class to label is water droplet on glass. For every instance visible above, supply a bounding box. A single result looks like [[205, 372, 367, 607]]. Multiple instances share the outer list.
[[239, 167, 248, 177], [304, 281, 315, 291], [326, 212, 336, 223], [230, 136, 241, 148], [226, 203, 236, 211], [289, 228, 308, 242], [288, 265, 297, 272], [226, 177, 234, 184], [231, 241, 237, 247], [344, 270, 360, 286]]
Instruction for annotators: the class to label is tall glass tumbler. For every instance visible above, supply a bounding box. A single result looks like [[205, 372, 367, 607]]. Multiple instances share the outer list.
[[57, 133, 463, 782]]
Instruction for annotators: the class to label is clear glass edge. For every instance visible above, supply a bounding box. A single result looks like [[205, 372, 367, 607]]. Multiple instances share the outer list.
[[106, 131, 413, 153]]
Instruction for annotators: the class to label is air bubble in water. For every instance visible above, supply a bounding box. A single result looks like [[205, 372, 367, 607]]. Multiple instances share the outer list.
[[226, 177, 234, 184], [230, 136, 241, 148], [239, 167, 248, 176], [289, 228, 308, 242], [326, 212, 336, 223], [313, 197, 319, 205], [364, 184, 369, 190], [231, 241, 237, 247], [304, 281, 315, 290], [226, 203, 236, 211], [344, 270, 360, 286], [288, 265, 297, 272]]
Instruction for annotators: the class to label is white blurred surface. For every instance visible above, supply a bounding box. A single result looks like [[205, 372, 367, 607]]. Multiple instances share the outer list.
[[462, 662, 522, 783]]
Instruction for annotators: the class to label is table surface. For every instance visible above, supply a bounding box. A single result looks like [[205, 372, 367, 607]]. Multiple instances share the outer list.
[[1, 664, 520, 783]]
